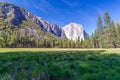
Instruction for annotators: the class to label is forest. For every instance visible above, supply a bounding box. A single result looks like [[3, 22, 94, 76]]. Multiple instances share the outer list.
[[0, 12, 119, 48]]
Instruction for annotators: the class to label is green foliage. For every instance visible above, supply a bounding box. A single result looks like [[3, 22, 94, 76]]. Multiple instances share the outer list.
[[0, 50, 120, 79], [88, 11, 120, 48], [104, 12, 111, 28], [0, 10, 120, 48], [0, 74, 10, 80]]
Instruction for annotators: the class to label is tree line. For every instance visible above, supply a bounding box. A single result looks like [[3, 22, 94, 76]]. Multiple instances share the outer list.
[[0, 27, 83, 48], [85, 12, 120, 48], [0, 12, 120, 48], [0, 18, 83, 48]]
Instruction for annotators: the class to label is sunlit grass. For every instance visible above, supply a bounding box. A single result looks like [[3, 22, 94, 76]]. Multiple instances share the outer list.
[[0, 48, 120, 53], [0, 48, 120, 80]]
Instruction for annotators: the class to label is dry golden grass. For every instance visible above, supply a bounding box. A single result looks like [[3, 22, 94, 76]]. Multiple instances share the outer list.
[[0, 48, 120, 53]]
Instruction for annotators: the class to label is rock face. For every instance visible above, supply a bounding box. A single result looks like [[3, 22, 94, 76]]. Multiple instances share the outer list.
[[62, 23, 86, 41], [36, 17, 66, 38], [0, 2, 65, 38], [0, 2, 87, 41]]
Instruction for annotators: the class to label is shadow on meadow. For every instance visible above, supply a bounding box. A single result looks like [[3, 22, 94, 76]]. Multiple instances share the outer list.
[[0, 50, 120, 80]]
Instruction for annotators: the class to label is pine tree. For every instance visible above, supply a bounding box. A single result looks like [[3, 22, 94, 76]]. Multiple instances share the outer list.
[[103, 12, 112, 48], [116, 23, 120, 47], [93, 30, 99, 48], [97, 15, 104, 33], [104, 12, 111, 28], [109, 21, 117, 48], [96, 15, 104, 48], [75, 36, 80, 48]]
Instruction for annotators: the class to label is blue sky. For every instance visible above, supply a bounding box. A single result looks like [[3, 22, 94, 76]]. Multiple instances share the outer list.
[[1, 0, 120, 34]]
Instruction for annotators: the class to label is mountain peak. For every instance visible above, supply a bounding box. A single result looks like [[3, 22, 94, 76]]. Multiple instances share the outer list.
[[62, 23, 86, 41], [69, 23, 82, 25], [65, 23, 83, 29], [0, 2, 66, 38]]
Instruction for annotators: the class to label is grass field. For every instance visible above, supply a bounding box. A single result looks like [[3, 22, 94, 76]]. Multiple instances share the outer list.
[[0, 48, 120, 80]]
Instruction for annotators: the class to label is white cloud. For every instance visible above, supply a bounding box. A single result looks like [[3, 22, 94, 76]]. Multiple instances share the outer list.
[[61, 0, 79, 7], [61, 0, 73, 6], [34, 5, 48, 13], [33, 0, 55, 13], [86, 4, 104, 14]]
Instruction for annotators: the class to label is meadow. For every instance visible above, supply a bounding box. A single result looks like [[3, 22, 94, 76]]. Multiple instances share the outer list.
[[0, 48, 120, 80]]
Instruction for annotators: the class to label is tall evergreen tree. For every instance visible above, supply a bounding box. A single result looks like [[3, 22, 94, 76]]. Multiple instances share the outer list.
[[104, 12, 111, 28], [116, 23, 120, 47], [109, 21, 117, 48], [103, 12, 112, 48], [97, 15, 104, 33], [96, 15, 104, 48]]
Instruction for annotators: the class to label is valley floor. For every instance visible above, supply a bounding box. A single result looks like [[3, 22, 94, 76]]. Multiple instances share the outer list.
[[0, 48, 120, 80], [0, 48, 120, 52]]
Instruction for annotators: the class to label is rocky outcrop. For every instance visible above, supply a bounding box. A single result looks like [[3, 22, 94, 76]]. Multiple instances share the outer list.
[[0, 2, 65, 38], [37, 17, 66, 38], [62, 23, 86, 41]]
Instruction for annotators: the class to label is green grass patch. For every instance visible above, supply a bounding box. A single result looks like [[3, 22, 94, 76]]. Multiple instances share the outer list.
[[0, 48, 120, 80]]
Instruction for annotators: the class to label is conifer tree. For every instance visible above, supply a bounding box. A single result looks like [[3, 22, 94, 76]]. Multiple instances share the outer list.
[[104, 12, 111, 28], [109, 21, 117, 48], [103, 12, 112, 48], [96, 15, 104, 48], [116, 23, 120, 47]]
